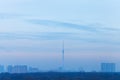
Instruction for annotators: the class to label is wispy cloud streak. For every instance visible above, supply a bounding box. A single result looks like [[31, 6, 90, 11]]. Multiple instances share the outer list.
[[27, 20, 99, 32], [0, 32, 120, 45], [27, 19, 120, 32]]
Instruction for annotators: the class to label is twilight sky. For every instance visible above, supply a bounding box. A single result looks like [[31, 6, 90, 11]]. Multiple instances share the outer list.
[[0, 0, 120, 71]]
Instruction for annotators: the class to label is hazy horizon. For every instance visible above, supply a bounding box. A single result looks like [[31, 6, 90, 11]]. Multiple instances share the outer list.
[[0, 0, 120, 72]]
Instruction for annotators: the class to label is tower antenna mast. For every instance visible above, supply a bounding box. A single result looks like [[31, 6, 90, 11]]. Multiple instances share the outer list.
[[62, 40, 64, 71]]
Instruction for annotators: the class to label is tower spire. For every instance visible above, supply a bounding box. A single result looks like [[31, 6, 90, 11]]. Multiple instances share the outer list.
[[62, 40, 64, 71]]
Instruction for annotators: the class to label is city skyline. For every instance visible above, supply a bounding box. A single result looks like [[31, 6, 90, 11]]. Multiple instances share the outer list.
[[0, 0, 120, 71], [0, 62, 117, 73], [0, 64, 39, 73]]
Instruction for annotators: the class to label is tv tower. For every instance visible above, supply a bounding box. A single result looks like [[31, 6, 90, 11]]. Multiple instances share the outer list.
[[62, 40, 64, 71]]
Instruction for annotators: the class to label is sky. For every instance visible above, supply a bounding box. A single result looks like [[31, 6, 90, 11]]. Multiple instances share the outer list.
[[0, 0, 120, 71]]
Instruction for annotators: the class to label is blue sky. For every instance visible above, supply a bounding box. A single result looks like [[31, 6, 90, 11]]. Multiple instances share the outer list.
[[0, 0, 120, 71]]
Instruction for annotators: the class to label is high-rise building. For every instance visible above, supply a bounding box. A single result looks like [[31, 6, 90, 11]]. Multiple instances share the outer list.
[[7, 65, 13, 73], [101, 63, 116, 72], [7, 65, 28, 73], [13, 65, 28, 73], [0, 65, 4, 73]]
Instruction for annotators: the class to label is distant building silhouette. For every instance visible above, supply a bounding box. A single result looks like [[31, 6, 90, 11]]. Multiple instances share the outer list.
[[7, 65, 13, 73], [29, 67, 39, 73], [0, 65, 4, 73], [101, 63, 116, 72], [7, 65, 28, 73]]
